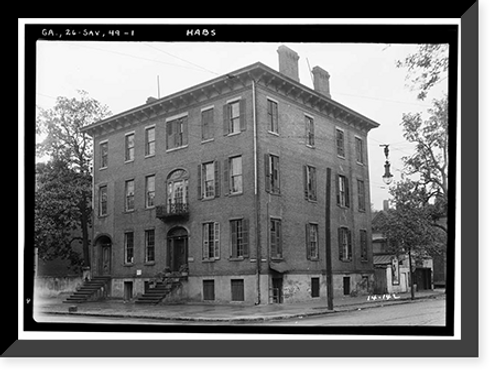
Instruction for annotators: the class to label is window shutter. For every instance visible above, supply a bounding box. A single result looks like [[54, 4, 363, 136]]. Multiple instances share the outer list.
[[303, 166, 309, 200], [305, 223, 311, 259], [197, 164, 202, 200], [223, 104, 229, 136], [166, 121, 172, 150], [202, 224, 208, 260], [336, 175, 341, 205], [214, 160, 220, 197], [345, 177, 350, 208], [239, 99, 246, 131], [277, 221, 282, 257], [223, 158, 229, 196], [242, 218, 250, 258], [347, 229, 353, 260], [338, 228, 343, 260], [214, 222, 220, 259], [264, 154, 270, 192], [183, 117, 188, 145], [311, 167, 317, 201]]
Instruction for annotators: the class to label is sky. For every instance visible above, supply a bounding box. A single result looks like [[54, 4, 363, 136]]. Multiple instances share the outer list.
[[35, 41, 448, 210]]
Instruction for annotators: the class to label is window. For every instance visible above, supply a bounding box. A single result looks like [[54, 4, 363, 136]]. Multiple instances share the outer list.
[[311, 277, 320, 298], [202, 162, 215, 199], [357, 179, 366, 212], [202, 222, 220, 260], [336, 129, 345, 158], [166, 115, 188, 150], [336, 174, 350, 208], [338, 227, 352, 261], [305, 115, 315, 147], [231, 279, 244, 301], [228, 101, 240, 134], [360, 230, 368, 261], [270, 218, 283, 259], [100, 141, 108, 169], [306, 223, 319, 260], [145, 126, 155, 157], [145, 175, 155, 208], [265, 154, 280, 194], [124, 232, 134, 264], [201, 108, 214, 141], [125, 133, 135, 161], [224, 99, 246, 135], [355, 136, 364, 164], [303, 165, 317, 201], [203, 280, 215, 301], [125, 179, 135, 211], [167, 169, 189, 211], [145, 229, 155, 263], [267, 99, 278, 134], [228, 156, 243, 195], [98, 185, 107, 216], [230, 219, 249, 259]]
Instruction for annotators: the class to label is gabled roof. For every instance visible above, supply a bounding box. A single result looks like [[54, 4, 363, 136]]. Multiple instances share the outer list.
[[81, 61, 379, 136]]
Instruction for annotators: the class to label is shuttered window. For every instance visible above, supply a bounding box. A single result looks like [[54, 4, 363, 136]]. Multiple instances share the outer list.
[[303, 165, 317, 201], [199, 160, 220, 200], [306, 223, 319, 260], [223, 99, 246, 136], [357, 179, 366, 212], [230, 219, 249, 258], [336, 128, 345, 158], [270, 218, 283, 259], [336, 174, 350, 208], [124, 232, 134, 264], [166, 116, 188, 150], [145, 229, 155, 263], [305, 115, 314, 147], [265, 154, 280, 194], [202, 222, 220, 260], [338, 227, 352, 261], [201, 108, 214, 141], [267, 99, 278, 134]]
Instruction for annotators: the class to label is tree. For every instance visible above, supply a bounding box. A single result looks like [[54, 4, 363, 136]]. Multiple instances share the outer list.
[[400, 97, 449, 232], [36, 90, 111, 270], [378, 180, 447, 299], [396, 44, 449, 101]]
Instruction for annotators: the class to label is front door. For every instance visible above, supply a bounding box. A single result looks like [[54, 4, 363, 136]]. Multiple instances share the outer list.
[[167, 227, 188, 272], [101, 244, 111, 276], [271, 277, 283, 303]]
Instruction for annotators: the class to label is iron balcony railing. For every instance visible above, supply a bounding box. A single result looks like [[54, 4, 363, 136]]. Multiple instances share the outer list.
[[156, 200, 189, 221]]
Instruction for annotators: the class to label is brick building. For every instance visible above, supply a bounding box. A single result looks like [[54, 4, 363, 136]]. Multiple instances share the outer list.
[[80, 45, 379, 305]]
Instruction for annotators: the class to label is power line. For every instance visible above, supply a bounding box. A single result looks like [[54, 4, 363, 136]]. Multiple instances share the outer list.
[[143, 43, 220, 76]]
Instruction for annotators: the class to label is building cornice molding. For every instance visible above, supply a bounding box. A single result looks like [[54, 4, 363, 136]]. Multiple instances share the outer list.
[[82, 62, 379, 137]]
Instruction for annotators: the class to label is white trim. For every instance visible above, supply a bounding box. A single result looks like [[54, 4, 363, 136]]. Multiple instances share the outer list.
[[225, 96, 242, 104], [200, 104, 215, 112], [124, 131, 135, 137], [99, 139, 109, 145], [304, 112, 315, 119], [266, 96, 279, 104], [165, 111, 188, 122]]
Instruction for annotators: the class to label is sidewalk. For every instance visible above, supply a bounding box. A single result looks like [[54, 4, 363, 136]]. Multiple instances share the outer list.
[[34, 289, 446, 323]]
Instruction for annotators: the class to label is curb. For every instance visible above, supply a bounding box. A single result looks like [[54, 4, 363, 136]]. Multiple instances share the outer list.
[[38, 294, 445, 323]]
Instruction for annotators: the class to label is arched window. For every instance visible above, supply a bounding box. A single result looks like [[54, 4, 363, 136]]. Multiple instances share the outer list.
[[167, 169, 189, 212]]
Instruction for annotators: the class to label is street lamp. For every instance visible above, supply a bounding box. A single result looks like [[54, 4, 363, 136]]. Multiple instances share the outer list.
[[380, 144, 394, 185], [383, 160, 394, 185]]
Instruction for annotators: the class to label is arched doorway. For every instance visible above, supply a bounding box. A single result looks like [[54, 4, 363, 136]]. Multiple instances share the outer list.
[[167, 227, 188, 272], [94, 234, 112, 277]]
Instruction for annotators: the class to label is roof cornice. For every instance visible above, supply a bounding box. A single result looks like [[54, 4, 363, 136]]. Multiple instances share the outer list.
[[81, 62, 379, 135]]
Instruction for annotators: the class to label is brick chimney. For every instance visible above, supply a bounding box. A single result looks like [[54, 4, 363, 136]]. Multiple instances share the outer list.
[[312, 66, 331, 98], [277, 45, 300, 82]]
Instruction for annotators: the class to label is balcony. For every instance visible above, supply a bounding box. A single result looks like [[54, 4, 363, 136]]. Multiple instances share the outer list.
[[156, 201, 189, 222]]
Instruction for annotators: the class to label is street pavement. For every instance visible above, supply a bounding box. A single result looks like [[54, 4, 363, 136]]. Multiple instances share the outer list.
[[34, 289, 446, 324]]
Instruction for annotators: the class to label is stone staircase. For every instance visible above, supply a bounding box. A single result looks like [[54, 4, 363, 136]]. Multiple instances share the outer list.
[[135, 277, 183, 305], [63, 276, 110, 303]]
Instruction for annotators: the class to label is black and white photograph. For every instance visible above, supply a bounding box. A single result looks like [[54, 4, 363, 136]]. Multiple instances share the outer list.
[[31, 36, 452, 330]]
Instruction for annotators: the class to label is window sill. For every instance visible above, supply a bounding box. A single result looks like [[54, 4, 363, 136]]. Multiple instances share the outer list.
[[228, 257, 245, 261], [145, 154, 155, 159], [201, 138, 215, 144], [306, 198, 318, 203], [124, 263, 134, 267], [270, 257, 284, 261], [97, 214, 108, 219], [145, 206, 155, 211], [227, 131, 242, 137], [124, 209, 135, 214], [166, 145, 188, 153], [337, 155, 346, 160], [306, 144, 315, 149], [202, 258, 220, 263], [99, 166, 108, 171], [201, 196, 216, 201], [124, 159, 135, 164], [268, 131, 279, 137], [307, 257, 320, 261], [228, 191, 243, 197], [356, 161, 365, 166], [144, 262, 156, 266]]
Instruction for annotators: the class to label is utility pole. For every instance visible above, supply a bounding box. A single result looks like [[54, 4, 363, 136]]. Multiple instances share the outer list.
[[325, 168, 334, 310], [407, 245, 415, 300]]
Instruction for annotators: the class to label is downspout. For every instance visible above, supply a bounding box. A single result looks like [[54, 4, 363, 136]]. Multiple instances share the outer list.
[[252, 79, 261, 305]]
